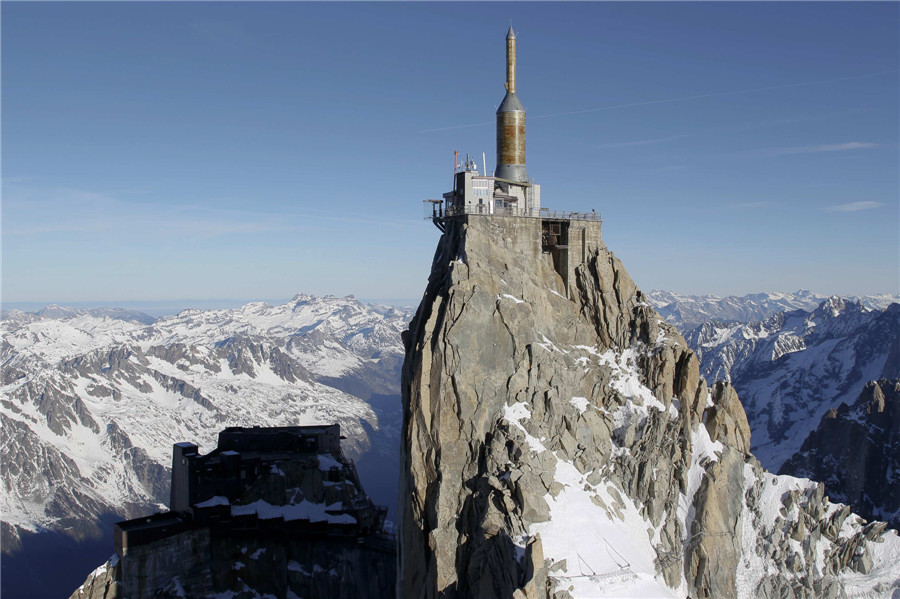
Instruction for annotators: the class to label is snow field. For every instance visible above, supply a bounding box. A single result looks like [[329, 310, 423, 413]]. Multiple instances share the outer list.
[[531, 458, 676, 598]]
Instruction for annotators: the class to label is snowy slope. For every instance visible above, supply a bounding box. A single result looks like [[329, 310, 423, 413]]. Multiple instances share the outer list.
[[683, 298, 900, 470], [1, 294, 412, 549], [505, 342, 900, 598]]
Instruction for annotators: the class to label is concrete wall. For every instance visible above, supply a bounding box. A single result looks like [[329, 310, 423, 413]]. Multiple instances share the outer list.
[[170, 443, 198, 514], [457, 215, 603, 299], [120, 529, 215, 598], [564, 220, 604, 297]]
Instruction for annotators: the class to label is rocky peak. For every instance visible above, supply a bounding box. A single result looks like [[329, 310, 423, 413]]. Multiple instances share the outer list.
[[400, 215, 900, 598], [813, 295, 851, 319], [780, 379, 900, 530], [809, 296, 869, 334], [866, 381, 887, 414]]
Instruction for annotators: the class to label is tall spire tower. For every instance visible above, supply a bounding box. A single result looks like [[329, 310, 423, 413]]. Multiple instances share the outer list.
[[495, 26, 528, 184]]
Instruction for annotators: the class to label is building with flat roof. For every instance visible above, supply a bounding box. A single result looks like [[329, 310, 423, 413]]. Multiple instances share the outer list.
[[115, 423, 386, 557]]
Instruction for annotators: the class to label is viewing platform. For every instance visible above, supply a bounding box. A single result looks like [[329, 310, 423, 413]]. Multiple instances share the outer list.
[[424, 200, 601, 232]]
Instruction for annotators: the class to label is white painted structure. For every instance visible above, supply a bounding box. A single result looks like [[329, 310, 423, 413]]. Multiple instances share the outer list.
[[441, 157, 541, 217]]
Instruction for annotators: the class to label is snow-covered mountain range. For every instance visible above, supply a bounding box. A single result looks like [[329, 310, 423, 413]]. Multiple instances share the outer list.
[[682, 297, 900, 471], [5, 287, 899, 598], [647, 289, 899, 329], [5, 290, 895, 549], [1, 294, 413, 554], [3, 305, 158, 326]]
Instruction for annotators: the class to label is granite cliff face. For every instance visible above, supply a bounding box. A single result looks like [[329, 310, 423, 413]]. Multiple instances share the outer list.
[[780, 379, 900, 530], [399, 215, 900, 598]]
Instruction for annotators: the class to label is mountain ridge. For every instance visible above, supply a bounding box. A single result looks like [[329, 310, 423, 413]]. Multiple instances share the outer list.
[[683, 298, 900, 470], [780, 379, 900, 529], [646, 289, 899, 329]]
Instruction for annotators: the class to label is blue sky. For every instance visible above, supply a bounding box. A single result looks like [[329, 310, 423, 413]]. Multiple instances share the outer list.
[[3, 2, 898, 307]]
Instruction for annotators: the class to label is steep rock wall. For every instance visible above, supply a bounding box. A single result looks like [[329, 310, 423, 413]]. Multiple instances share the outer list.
[[400, 215, 900, 599]]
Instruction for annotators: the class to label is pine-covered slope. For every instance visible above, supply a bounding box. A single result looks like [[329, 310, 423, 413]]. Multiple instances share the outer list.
[[1, 294, 412, 553], [400, 215, 900, 599], [684, 299, 900, 470]]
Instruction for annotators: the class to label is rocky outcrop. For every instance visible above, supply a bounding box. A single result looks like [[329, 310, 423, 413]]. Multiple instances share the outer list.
[[400, 215, 900, 598], [706, 382, 752, 455], [780, 379, 900, 529], [69, 556, 121, 599]]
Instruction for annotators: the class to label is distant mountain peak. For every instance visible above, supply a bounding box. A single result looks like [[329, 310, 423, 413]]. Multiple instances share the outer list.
[[646, 289, 897, 329], [683, 295, 899, 471]]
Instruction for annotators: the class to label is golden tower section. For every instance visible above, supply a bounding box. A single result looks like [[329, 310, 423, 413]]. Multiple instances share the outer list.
[[495, 26, 528, 184]]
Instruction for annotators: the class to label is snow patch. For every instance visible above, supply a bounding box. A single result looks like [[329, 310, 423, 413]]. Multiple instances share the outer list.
[[596, 349, 667, 413], [195, 496, 230, 508], [570, 397, 589, 415], [500, 294, 526, 304], [503, 402, 546, 454], [231, 499, 356, 524]]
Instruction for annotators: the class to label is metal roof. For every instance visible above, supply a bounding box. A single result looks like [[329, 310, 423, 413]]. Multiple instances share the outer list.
[[497, 91, 525, 113]]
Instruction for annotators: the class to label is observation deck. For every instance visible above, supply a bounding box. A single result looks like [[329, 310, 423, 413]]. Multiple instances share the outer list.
[[424, 199, 601, 232]]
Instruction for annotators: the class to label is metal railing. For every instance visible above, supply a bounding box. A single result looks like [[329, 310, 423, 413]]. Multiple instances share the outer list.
[[424, 201, 601, 222]]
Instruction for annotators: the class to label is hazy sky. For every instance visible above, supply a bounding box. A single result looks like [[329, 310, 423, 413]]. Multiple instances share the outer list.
[[3, 2, 898, 305]]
